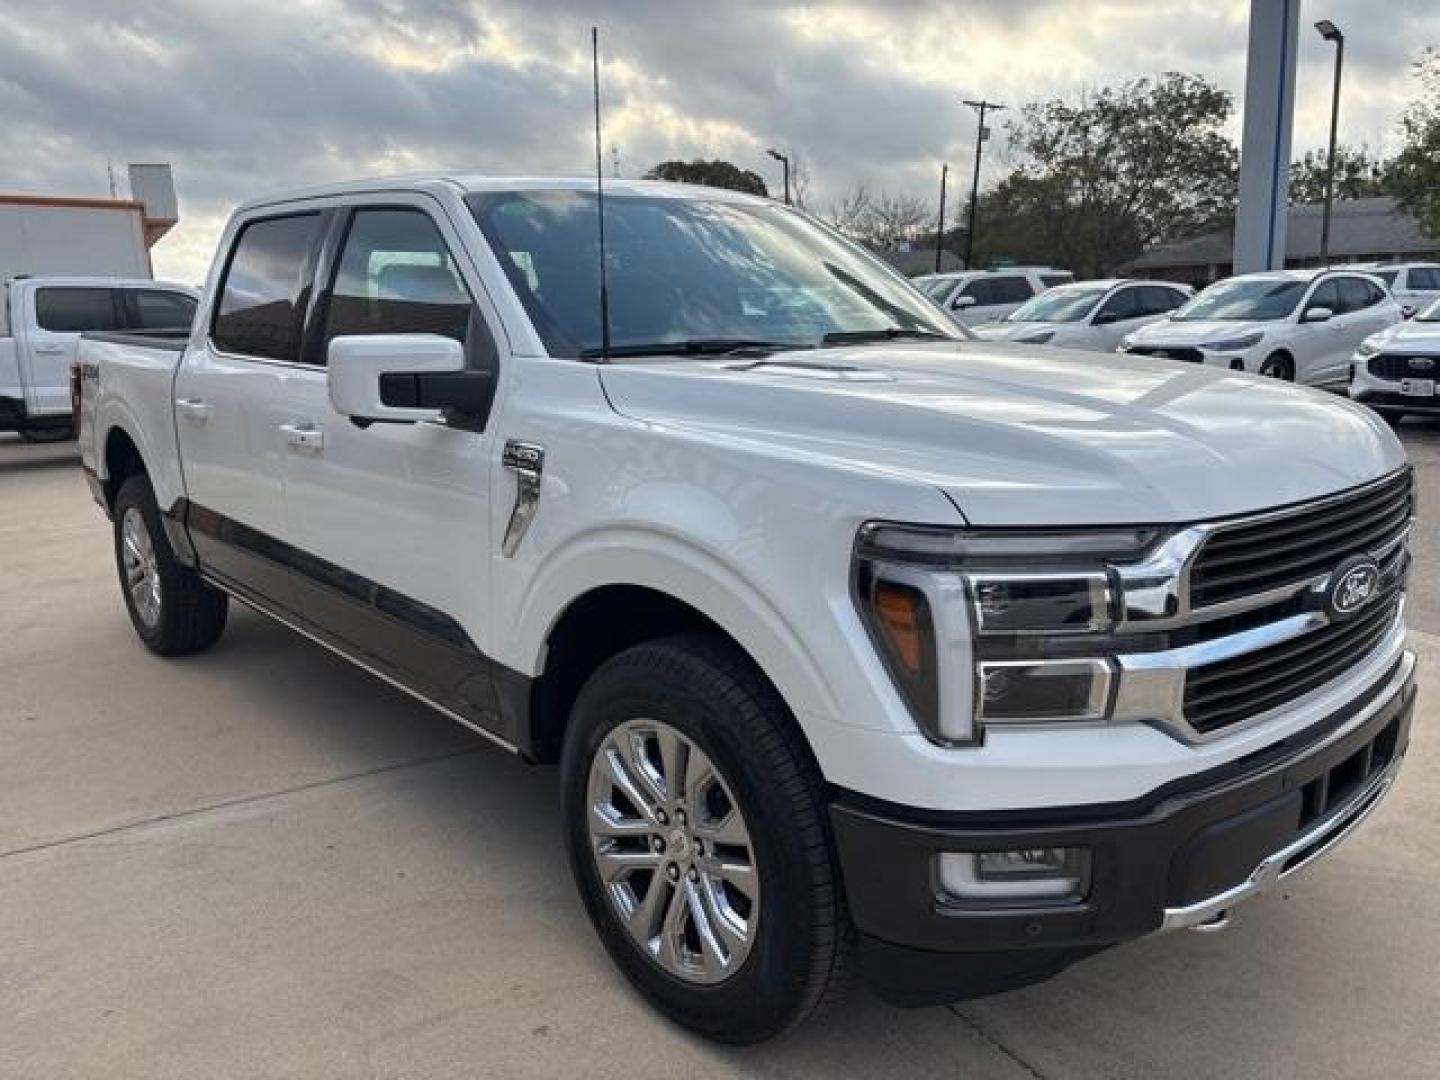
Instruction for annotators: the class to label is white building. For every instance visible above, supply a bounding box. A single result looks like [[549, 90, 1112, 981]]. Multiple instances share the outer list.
[[0, 164, 178, 281]]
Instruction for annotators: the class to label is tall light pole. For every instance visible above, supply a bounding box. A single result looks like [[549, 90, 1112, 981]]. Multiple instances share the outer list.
[[962, 99, 1004, 270], [767, 148, 791, 206], [1315, 19, 1345, 266], [935, 162, 949, 273]]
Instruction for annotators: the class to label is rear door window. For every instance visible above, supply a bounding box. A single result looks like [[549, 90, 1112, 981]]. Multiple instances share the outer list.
[[1409, 268, 1440, 290], [989, 276, 1035, 305], [129, 289, 197, 331], [34, 287, 123, 332], [1040, 273, 1074, 288], [212, 213, 323, 361], [1336, 277, 1376, 314]]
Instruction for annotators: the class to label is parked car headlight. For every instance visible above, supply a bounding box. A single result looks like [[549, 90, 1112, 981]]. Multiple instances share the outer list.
[[1197, 331, 1264, 352], [1355, 339, 1382, 358], [853, 523, 1160, 745]]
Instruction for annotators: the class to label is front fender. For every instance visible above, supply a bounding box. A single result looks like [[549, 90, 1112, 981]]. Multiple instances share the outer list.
[[498, 526, 844, 726]]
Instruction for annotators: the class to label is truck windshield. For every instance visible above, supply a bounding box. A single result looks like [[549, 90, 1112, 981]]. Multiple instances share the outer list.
[[1173, 278, 1306, 321], [468, 190, 961, 358], [1004, 285, 1109, 323]]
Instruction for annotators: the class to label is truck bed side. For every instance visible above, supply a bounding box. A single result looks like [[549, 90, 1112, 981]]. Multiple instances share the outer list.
[[77, 330, 189, 515]]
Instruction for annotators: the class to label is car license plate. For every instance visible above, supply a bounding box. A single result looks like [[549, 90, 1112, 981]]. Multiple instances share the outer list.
[[1401, 378, 1436, 397]]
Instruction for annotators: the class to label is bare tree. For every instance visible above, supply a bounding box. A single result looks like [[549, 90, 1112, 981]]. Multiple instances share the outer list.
[[820, 184, 874, 237], [865, 191, 931, 249]]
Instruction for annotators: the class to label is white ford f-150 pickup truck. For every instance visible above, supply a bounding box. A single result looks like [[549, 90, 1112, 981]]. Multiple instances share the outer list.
[[77, 175, 1416, 1044], [2, 275, 196, 441]]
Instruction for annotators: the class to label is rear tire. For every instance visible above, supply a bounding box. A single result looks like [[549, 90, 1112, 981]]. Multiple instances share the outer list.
[[561, 634, 849, 1043], [113, 474, 228, 655]]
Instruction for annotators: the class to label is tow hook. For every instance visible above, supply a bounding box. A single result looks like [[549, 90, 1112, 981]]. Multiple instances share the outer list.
[[1189, 910, 1231, 933]]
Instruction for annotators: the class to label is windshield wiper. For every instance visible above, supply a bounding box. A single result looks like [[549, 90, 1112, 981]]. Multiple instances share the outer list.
[[820, 327, 954, 346], [579, 338, 811, 359]]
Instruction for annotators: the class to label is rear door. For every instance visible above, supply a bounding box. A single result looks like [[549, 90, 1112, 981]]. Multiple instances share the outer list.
[[23, 285, 124, 415], [173, 211, 327, 607], [276, 199, 502, 722]]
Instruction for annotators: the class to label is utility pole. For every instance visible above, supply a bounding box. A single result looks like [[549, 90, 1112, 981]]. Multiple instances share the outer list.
[[1315, 20, 1345, 266], [934, 163, 949, 273], [767, 148, 791, 205], [962, 99, 1004, 270]]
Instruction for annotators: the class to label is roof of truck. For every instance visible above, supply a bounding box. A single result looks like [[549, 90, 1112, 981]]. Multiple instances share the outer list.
[[237, 174, 775, 214]]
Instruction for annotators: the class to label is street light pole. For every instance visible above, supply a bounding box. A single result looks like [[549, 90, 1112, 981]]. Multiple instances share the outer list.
[[766, 148, 791, 206], [935, 162, 949, 273], [1315, 19, 1345, 266], [962, 99, 1004, 270]]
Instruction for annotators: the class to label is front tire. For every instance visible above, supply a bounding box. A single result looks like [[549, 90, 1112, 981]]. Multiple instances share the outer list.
[[561, 634, 848, 1043], [1258, 353, 1294, 380], [113, 474, 228, 655]]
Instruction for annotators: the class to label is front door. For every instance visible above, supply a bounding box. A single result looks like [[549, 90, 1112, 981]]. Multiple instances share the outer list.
[[276, 201, 502, 726], [174, 211, 327, 608]]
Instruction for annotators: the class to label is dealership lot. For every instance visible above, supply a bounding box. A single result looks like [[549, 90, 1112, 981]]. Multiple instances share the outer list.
[[3, 427, 1439, 1079]]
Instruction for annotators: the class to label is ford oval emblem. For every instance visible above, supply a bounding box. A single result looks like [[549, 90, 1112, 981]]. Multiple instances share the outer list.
[[1325, 557, 1382, 621]]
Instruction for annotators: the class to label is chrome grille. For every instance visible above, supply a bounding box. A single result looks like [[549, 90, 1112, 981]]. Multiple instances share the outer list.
[[1184, 594, 1402, 735], [1188, 470, 1413, 608]]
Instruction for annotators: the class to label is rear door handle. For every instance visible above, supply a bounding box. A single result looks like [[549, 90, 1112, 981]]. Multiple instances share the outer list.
[[280, 422, 324, 453], [175, 397, 213, 423]]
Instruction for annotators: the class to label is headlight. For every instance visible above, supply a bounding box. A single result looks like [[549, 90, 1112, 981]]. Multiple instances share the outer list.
[[1017, 330, 1055, 345], [1197, 331, 1264, 352], [1355, 339, 1382, 358], [853, 523, 1159, 744]]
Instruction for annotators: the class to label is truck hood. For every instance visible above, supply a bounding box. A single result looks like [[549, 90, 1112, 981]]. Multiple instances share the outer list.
[[1126, 318, 1272, 346], [598, 342, 1404, 526]]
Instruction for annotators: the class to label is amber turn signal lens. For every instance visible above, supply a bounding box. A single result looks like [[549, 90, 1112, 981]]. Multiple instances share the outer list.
[[874, 581, 926, 674]]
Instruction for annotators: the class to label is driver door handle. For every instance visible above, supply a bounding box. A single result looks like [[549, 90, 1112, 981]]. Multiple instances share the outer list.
[[280, 422, 324, 453], [34, 344, 66, 355], [175, 397, 213, 423]]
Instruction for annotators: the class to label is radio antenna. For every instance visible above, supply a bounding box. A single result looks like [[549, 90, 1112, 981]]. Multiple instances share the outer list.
[[591, 26, 612, 362]]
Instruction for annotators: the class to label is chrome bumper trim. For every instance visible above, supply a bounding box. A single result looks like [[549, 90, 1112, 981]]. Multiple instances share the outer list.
[[1159, 652, 1413, 932]]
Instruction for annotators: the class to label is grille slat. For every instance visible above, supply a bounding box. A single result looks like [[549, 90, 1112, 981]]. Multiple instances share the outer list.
[[1189, 471, 1413, 607], [1184, 600, 1398, 734], [1197, 490, 1411, 570], [1191, 507, 1412, 594]]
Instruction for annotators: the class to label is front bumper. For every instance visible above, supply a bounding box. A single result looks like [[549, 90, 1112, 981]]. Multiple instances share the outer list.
[[832, 652, 1416, 1006]]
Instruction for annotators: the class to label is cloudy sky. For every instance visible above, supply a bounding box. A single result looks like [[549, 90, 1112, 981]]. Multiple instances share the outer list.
[[1, 0, 1435, 282]]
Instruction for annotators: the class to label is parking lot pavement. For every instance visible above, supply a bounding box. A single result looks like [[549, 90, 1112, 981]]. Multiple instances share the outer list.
[[2, 428, 1438, 1079]]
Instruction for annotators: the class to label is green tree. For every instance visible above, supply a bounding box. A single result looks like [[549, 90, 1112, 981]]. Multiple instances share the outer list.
[[643, 159, 768, 196], [1389, 48, 1440, 237], [1289, 145, 1390, 205], [980, 73, 1238, 276]]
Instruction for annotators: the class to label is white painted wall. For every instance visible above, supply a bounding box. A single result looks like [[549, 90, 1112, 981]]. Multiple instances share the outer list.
[[0, 203, 150, 281]]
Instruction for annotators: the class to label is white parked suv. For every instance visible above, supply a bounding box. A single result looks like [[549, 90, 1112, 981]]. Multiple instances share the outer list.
[[1, 276, 196, 441], [1120, 269, 1403, 387], [1351, 295, 1440, 421], [970, 279, 1192, 351], [1362, 262, 1440, 315], [76, 176, 1416, 1043], [914, 267, 1074, 326]]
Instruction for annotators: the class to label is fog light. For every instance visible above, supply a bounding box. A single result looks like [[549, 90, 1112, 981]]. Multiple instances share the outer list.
[[936, 848, 1091, 904], [978, 659, 1112, 723]]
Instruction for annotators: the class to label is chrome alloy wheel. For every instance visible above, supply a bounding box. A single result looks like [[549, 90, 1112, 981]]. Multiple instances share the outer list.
[[121, 507, 162, 628], [586, 719, 761, 985]]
